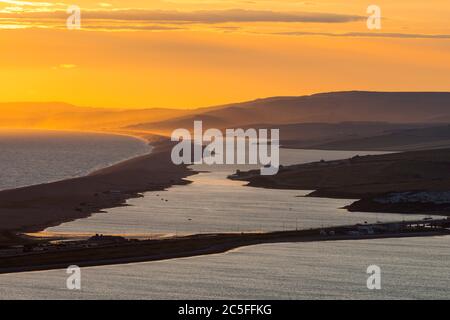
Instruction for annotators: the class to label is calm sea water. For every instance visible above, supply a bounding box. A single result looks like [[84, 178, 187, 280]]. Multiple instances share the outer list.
[[0, 130, 150, 191], [47, 149, 427, 236], [1, 237, 448, 300], [1, 139, 447, 300]]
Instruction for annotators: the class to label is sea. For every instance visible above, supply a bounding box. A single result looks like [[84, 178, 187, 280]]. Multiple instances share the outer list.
[[0, 129, 151, 191], [0, 130, 448, 300]]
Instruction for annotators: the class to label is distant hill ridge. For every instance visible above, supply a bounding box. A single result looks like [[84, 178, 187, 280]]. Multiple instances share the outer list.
[[1, 91, 450, 132], [129, 91, 450, 134]]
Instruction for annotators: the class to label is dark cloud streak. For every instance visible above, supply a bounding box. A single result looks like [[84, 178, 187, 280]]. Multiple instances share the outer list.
[[0, 8, 364, 24], [273, 31, 450, 39]]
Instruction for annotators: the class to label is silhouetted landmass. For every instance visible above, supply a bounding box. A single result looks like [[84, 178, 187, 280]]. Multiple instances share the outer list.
[[4, 92, 450, 159], [244, 122, 434, 150], [302, 124, 450, 151], [3, 91, 450, 239], [129, 91, 450, 134], [231, 148, 450, 215], [1, 221, 448, 274]]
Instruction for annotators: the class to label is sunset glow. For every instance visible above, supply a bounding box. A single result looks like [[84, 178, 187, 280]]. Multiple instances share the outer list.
[[1, 0, 449, 108]]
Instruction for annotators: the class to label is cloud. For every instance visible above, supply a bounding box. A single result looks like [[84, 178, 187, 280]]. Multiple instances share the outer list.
[[82, 25, 183, 31], [85, 9, 364, 24], [52, 64, 76, 69], [272, 31, 450, 39], [5, 7, 448, 40], [0, 8, 364, 24], [0, 0, 53, 6]]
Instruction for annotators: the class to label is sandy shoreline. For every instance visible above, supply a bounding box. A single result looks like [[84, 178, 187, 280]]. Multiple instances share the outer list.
[[0, 138, 196, 244]]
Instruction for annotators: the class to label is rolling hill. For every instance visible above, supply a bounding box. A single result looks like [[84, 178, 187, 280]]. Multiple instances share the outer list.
[[2, 92, 450, 148], [128, 91, 450, 134], [0, 102, 193, 131]]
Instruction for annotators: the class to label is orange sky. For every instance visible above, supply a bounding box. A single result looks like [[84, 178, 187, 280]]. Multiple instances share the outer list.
[[0, 0, 449, 109]]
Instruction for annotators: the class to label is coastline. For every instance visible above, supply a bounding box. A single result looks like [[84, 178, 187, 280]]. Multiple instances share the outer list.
[[1, 225, 448, 275], [230, 148, 450, 216], [1, 133, 449, 274], [0, 129, 153, 192], [0, 137, 197, 244]]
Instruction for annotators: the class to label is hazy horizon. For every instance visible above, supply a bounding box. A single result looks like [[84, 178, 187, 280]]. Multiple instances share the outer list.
[[1, 1, 449, 108], [2, 89, 450, 111]]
